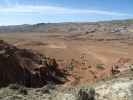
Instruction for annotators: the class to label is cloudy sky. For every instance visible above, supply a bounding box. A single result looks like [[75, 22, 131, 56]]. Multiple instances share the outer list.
[[0, 0, 133, 25]]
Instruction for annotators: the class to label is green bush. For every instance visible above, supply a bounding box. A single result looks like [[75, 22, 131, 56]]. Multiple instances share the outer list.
[[96, 64, 105, 69], [77, 86, 95, 100]]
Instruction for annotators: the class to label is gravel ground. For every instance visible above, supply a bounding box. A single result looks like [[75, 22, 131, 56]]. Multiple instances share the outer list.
[[0, 71, 133, 100]]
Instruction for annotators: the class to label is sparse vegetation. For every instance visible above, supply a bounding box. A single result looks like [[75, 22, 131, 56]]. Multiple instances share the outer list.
[[0, 19, 133, 100], [67, 59, 76, 71], [96, 64, 105, 69], [129, 64, 133, 71], [18, 86, 28, 95], [77, 86, 95, 100], [9, 84, 22, 90], [9, 84, 28, 95]]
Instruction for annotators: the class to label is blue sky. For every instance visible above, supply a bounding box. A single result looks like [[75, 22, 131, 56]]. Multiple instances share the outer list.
[[0, 0, 133, 25]]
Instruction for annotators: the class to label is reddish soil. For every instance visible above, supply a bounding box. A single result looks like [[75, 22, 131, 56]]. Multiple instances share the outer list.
[[0, 32, 133, 86]]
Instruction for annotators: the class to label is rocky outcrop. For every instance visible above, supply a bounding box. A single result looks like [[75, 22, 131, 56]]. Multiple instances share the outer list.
[[0, 40, 66, 87], [111, 58, 131, 74]]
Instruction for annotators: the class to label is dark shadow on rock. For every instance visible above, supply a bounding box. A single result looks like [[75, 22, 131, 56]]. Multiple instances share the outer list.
[[0, 40, 66, 88]]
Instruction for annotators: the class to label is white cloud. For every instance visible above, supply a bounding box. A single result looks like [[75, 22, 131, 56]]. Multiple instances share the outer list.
[[0, 5, 129, 16]]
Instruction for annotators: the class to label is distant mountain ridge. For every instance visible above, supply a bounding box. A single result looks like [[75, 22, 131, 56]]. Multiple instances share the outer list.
[[0, 19, 133, 33]]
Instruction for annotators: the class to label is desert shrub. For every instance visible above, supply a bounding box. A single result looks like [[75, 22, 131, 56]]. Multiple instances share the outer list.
[[18, 86, 28, 95], [67, 59, 76, 71], [68, 63, 75, 71], [9, 84, 21, 90], [9, 84, 28, 95], [77, 86, 95, 100], [129, 64, 133, 71], [75, 76, 81, 81], [96, 64, 105, 69]]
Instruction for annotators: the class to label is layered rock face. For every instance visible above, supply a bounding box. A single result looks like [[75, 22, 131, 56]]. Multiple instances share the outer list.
[[0, 40, 65, 87]]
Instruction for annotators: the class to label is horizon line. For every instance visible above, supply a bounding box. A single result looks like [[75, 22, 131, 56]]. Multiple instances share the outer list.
[[0, 18, 133, 26]]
